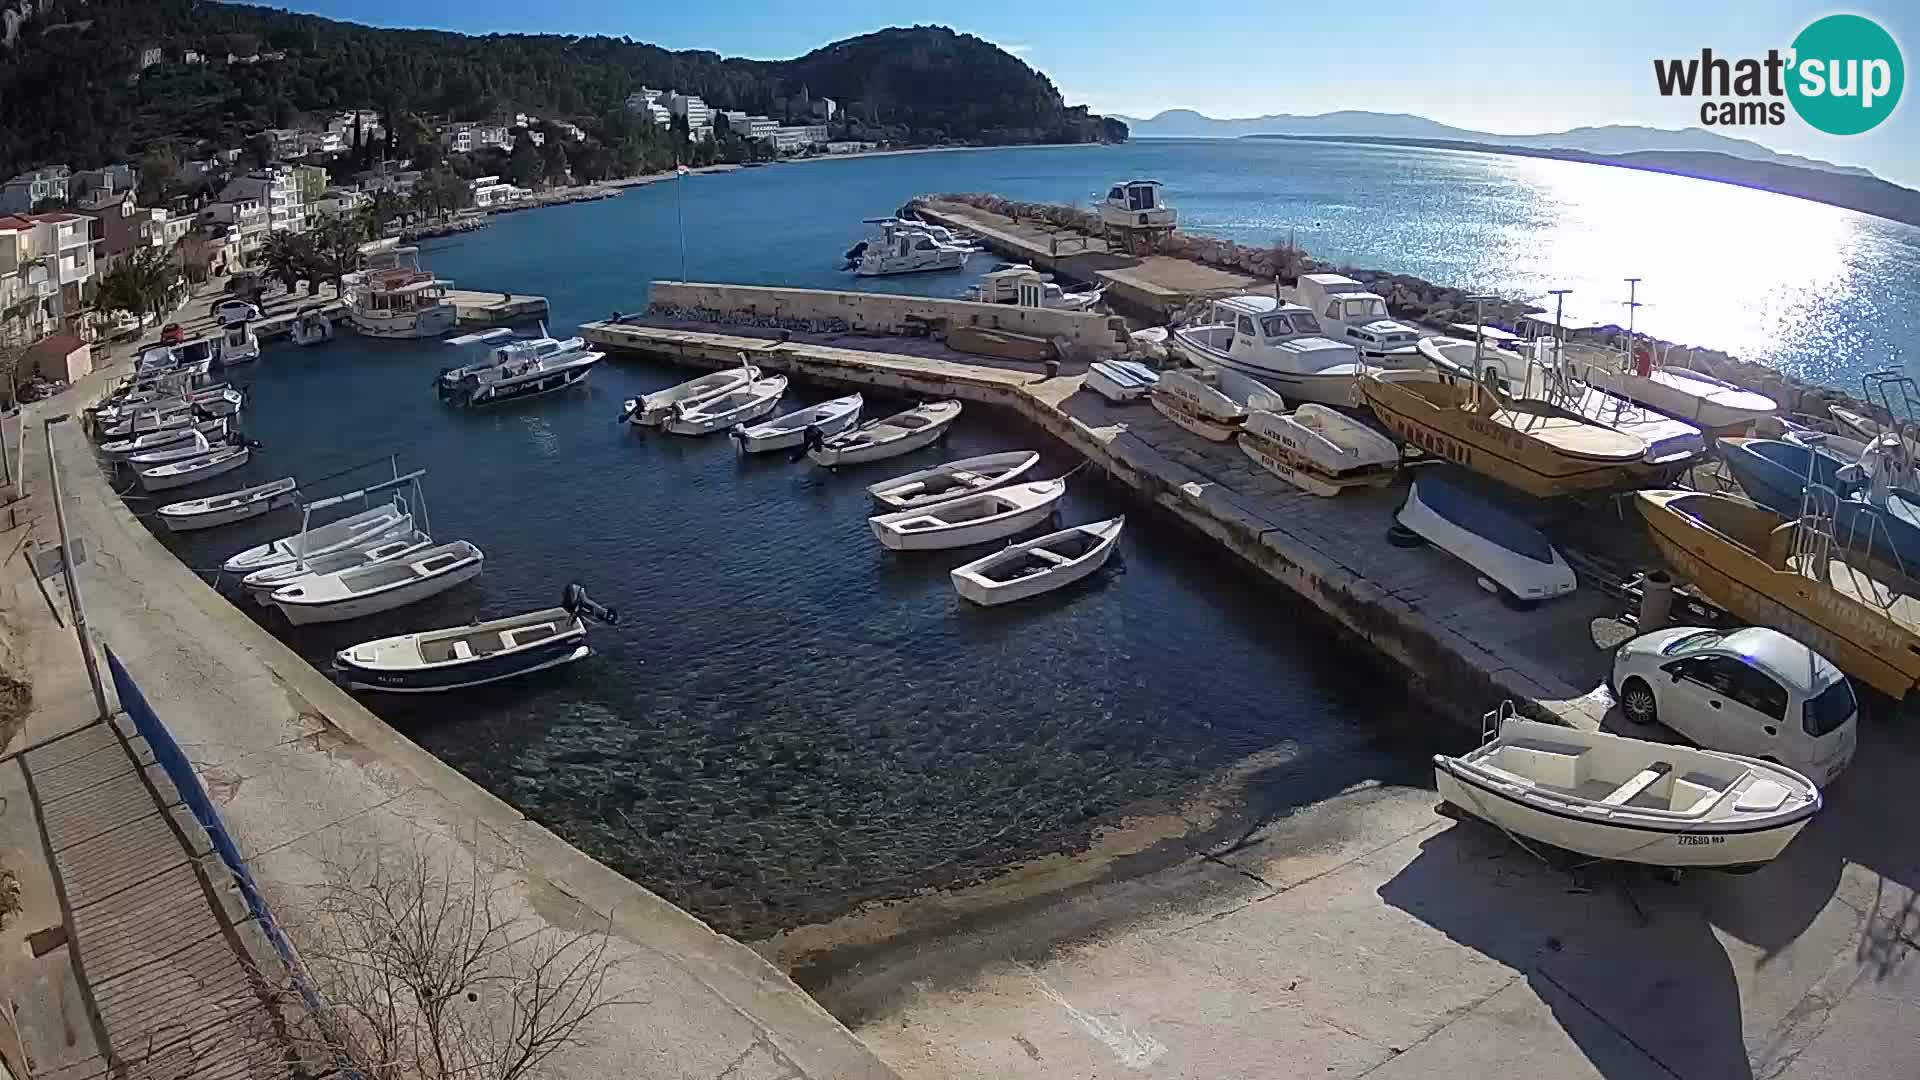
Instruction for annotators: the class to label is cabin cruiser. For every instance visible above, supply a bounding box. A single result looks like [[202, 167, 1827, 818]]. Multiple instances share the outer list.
[[1170, 295, 1381, 406], [966, 265, 1103, 311], [438, 333, 603, 407], [343, 246, 458, 338], [1296, 274, 1421, 360], [844, 219, 970, 277], [1098, 180, 1176, 230], [216, 321, 260, 366]]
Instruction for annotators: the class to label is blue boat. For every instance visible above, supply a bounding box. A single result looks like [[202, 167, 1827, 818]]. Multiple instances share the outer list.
[[1395, 465, 1576, 605], [1718, 438, 1920, 575], [333, 584, 618, 693]]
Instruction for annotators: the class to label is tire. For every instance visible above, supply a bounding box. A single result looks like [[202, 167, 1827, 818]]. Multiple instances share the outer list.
[[1386, 523, 1424, 548], [1619, 677, 1658, 725]]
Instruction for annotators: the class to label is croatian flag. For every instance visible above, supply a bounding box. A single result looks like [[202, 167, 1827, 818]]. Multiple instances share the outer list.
[[676, 164, 690, 177]]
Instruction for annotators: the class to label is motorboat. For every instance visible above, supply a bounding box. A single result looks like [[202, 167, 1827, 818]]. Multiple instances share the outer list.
[[1416, 336, 1544, 394], [730, 393, 863, 453], [1828, 404, 1920, 464], [1150, 368, 1279, 442], [189, 385, 245, 419], [101, 418, 227, 460], [867, 451, 1041, 512], [1170, 296, 1373, 407], [1395, 467, 1577, 606], [221, 501, 411, 574], [1239, 404, 1399, 497], [126, 430, 221, 467], [623, 364, 759, 427], [270, 540, 484, 625], [807, 400, 962, 467], [1635, 489, 1920, 700], [869, 479, 1068, 551], [343, 246, 458, 339], [438, 335, 603, 407], [334, 584, 617, 693], [241, 528, 432, 604], [665, 374, 788, 436], [291, 306, 334, 346], [134, 445, 250, 492], [1579, 356, 1777, 433], [846, 219, 970, 277], [97, 402, 195, 440], [1295, 274, 1422, 360], [950, 516, 1124, 606], [216, 322, 260, 366], [1716, 436, 1920, 578], [965, 266, 1104, 311], [1434, 713, 1820, 870], [1085, 360, 1158, 404], [156, 477, 297, 533], [1098, 180, 1175, 231], [1361, 372, 1655, 499]]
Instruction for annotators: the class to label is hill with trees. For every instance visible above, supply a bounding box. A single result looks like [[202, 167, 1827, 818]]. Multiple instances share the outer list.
[[0, 2, 1123, 178]]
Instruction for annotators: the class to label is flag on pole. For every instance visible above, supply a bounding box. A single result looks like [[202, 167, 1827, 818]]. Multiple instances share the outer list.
[[676, 164, 690, 176]]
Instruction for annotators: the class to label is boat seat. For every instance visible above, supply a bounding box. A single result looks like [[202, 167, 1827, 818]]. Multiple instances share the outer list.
[[1599, 762, 1673, 806], [1670, 773, 1727, 813], [451, 641, 474, 660], [1734, 778, 1793, 813], [1490, 740, 1590, 790], [1031, 548, 1074, 566]]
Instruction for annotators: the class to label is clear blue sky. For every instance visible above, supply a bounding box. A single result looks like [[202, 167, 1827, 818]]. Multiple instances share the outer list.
[[274, 1, 1918, 185]]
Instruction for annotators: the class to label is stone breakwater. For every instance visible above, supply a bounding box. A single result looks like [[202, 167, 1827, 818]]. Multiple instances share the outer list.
[[912, 192, 1884, 425]]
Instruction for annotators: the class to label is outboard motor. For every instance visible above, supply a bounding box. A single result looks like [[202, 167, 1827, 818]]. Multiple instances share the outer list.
[[840, 240, 867, 271], [562, 583, 618, 626], [791, 423, 826, 464]]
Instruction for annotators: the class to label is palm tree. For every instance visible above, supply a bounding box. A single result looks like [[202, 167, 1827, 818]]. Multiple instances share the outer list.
[[310, 213, 372, 295], [93, 248, 181, 323], [259, 231, 315, 296]]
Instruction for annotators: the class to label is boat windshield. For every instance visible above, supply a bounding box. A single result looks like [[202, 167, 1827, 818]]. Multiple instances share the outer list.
[[1343, 298, 1387, 320], [1263, 313, 1323, 337], [1802, 678, 1855, 737], [1660, 630, 1726, 656]]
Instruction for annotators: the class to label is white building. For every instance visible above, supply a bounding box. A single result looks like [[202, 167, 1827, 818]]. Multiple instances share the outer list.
[[553, 121, 586, 142], [771, 125, 831, 152], [308, 188, 371, 219], [825, 141, 878, 155], [625, 88, 664, 112], [467, 175, 527, 208], [0, 211, 93, 338], [812, 97, 837, 121], [1, 166, 72, 215], [196, 199, 269, 259], [667, 93, 713, 135], [218, 166, 306, 240]]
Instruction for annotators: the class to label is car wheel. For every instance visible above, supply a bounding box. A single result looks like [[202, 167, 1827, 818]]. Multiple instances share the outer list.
[[1619, 677, 1658, 725]]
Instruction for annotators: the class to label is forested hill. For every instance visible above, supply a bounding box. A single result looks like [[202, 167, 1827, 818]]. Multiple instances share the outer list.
[[0, 1, 1123, 176]]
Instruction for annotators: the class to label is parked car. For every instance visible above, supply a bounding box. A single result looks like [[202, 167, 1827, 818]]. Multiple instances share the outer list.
[[160, 323, 185, 345], [215, 300, 262, 327], [1612, 626, 1857, 783]]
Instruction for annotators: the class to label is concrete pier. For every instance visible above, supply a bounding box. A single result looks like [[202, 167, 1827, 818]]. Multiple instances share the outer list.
[[448, 288, 550, 326]]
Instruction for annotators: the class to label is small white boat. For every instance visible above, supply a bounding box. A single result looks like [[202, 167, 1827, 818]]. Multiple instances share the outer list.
[[135, 445, 250, 492], [216, 323, 260, 366], [1085, 360, 1158, 404], [1600, 364, 1777, 433], [102, 418, 227, 460], [334, 585, 616, 693], [1395, 468, 1576, 606], [867, 451, 1041, 511], [439, 334, 603, 407], [240, 528, 431, 603], [623, 364, 759, 427], [965, 265, 1103, 310], [846, 219, 971, 277], [730, 393, 864, 453], [1245, 404, 1398, 476], [190, 386, 245, 418], [1150, 369, 1273, 442], [97, 403, 195, 440], [869, 478, 1067, 551], [126, 430, 220, 467], [157, 477, 298, 533], [291, 306, 334, 346], [221, 502, 410, 574], [807, 400, 962, 467], [950, 516, 1124, 606], [1171, 295, 1373, 407], [1435, 714, 1820, 870], [270, 540, 484, 626], [665, 375, 789, 436]]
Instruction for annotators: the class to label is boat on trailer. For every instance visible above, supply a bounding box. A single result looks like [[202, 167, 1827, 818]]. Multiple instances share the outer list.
[[270, 540, 484, 625], [950, 517, 1125, 606], [869, 479, 1067, 551], [866, 451, 1040, 512], [334, 585, 617, 693], [623, 362, 760, 427], [1435, 710, 1820, 870], [806, 400, 962, 467], [665, 375, 788, 436], [731, 394, 863, 453], [157, 476, 297, 533], [1395, 467, 1577, 607]]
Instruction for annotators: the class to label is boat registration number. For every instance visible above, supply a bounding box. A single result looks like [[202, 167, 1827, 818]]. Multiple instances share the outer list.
[[1676, 834, 1725, 846]]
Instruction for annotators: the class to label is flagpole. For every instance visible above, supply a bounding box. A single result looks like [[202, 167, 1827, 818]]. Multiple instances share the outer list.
[[676, 163, 688, 283]]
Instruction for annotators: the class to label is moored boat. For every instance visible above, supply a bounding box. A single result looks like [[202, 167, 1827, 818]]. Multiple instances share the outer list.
[[869, 478, 1067, 551], [157, 476, 298, 533], [806, 400, 962, 467], [439, 333, 604, 407], [135, 445, 250, 492], [730, 393, 863, 453], [1395, 467, 1577, 605], [1085, 360, 1158, 404], [221, 502, 411, 574], [101, 418, 227, 460], [623, 364, 759, 427], [950, 516, 1124, 606], [270, 540, 484, 625], [343, 247, 458, 339], [291, 305, 334, 346], [125, 430, 222, 467], [867, 450, 1041, 511], [665, 374, 788, 436], [1171, 295, 1371, 407], [240, 528, 432, 604], [333, 584, 617, 693]]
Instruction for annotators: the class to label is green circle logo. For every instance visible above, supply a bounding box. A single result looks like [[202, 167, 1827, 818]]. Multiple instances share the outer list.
[[1787, 14, 1904, 135]]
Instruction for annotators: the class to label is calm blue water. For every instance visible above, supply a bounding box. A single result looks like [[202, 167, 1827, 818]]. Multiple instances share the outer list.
[[137, 140, 1919, 936]]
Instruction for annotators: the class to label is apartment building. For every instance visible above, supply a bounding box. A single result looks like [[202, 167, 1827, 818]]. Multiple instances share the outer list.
[[0, 166, 71, 214], [77, 190, 191, 271], [0, 212, 93, 339]]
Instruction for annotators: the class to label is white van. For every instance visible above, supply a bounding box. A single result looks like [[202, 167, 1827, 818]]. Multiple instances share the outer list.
[[1296, 273, 1421, 359]]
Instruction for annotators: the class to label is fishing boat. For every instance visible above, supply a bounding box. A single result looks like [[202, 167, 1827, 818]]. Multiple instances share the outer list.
[[156, 477, 298, 533], [438, 331, 604, 407], [1085, 360, 1158, 404], [135, 445, 250, 492], [730, 393, 863, 453], [1635, 489, 1920, 700], [1170, 296, 1371, 406], [241, 528, 432, 604], [216, 322, 260, 366], [665, 375, 789, 436], [1361, 373, 1653, 498], [845, 219, 971, 276], [126, 430, 222, 467], [270, 540, 484, 626], [342, 247, 458, 339], [950, 517, 1125, 606], [1239, 405, 1398, 497], [1149, 369, 1261, 442], [806, 400, 963, 468], [1435, 713, 1820, 870], [222, 501, 411, 574], [623, 364, 760, 427], [101, 418, 227, 460], [290, 305, 333, 346], [334, 584, 616, 693], [867, 451, 1041, 511], [869, 478, 1068, 551], [1395, 467, 1577, 606]]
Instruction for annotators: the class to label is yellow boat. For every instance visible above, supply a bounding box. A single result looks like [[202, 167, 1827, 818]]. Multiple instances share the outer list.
[[1361, 373, 1652, 498], [1635, 489, 1920, 700]]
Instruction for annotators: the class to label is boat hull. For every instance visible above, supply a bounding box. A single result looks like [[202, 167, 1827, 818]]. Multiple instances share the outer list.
[[461, 361, 596, 407], [1607, 368, 1777, 433], [666, 379, 787, 436], [338, 637, 588, 692], [870, 481, 1068, 551], [1238, 430, 1391, 497], [1397, 476, 1577, 601], [221, 508, 408, 574], [160, 488, 296, 532], [868, 451, 1041, 511], [734, 397, 862, 453], [951, 519, 1123, 605], [1085, 361, 1157, 403], [136, 449, 249, 491], [274, 559, 484, 625], [1172, 332, 1360, 407], [350, 304, 458, 339], [631, 369, 757, 427], [808, 408, 959, 467], [1150, 393, 1239, 442]]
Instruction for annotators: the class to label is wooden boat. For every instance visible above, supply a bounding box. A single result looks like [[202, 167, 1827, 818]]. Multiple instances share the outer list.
[[126, 430, 221, 467], [869, 479, 1067, 551], [807, 400, 962, 467], [1361, 373, 1651, 498], [157, 476, 297, 533], [731, 393, 862, 453], [1396, 467, 1576, 605], [240, 528, 432, 603], [270, 540, 484, 625], [1435, 714, 1820, 870], [1085, 360, 1158, 404], [1635, 489, 1920, 699], [665, 375, 788, 436], [334, 585, 616, 693], [101, 418, 227, 460], [623, 364, 759, 427], [866, 451, 1040, 511], [134, 445, 250, 492], [950, 517, 1124, 606], [222, 503, 410, 574]]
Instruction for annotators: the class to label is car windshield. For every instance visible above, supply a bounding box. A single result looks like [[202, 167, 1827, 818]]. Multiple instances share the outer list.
[[1661, 630, 1725, 655], [1802, 678, 1855, 737]]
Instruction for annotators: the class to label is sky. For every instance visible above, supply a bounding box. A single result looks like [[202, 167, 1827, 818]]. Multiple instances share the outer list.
[[273, 1, 1919, 185]]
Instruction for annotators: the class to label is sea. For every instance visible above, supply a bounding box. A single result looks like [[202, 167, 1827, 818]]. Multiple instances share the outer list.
[[143, 138, 1920, 938]]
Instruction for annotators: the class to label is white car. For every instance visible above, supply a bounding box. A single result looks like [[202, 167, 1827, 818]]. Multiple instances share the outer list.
[[1611, 626, 1856, 783], [215, 300, 262, 327]]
